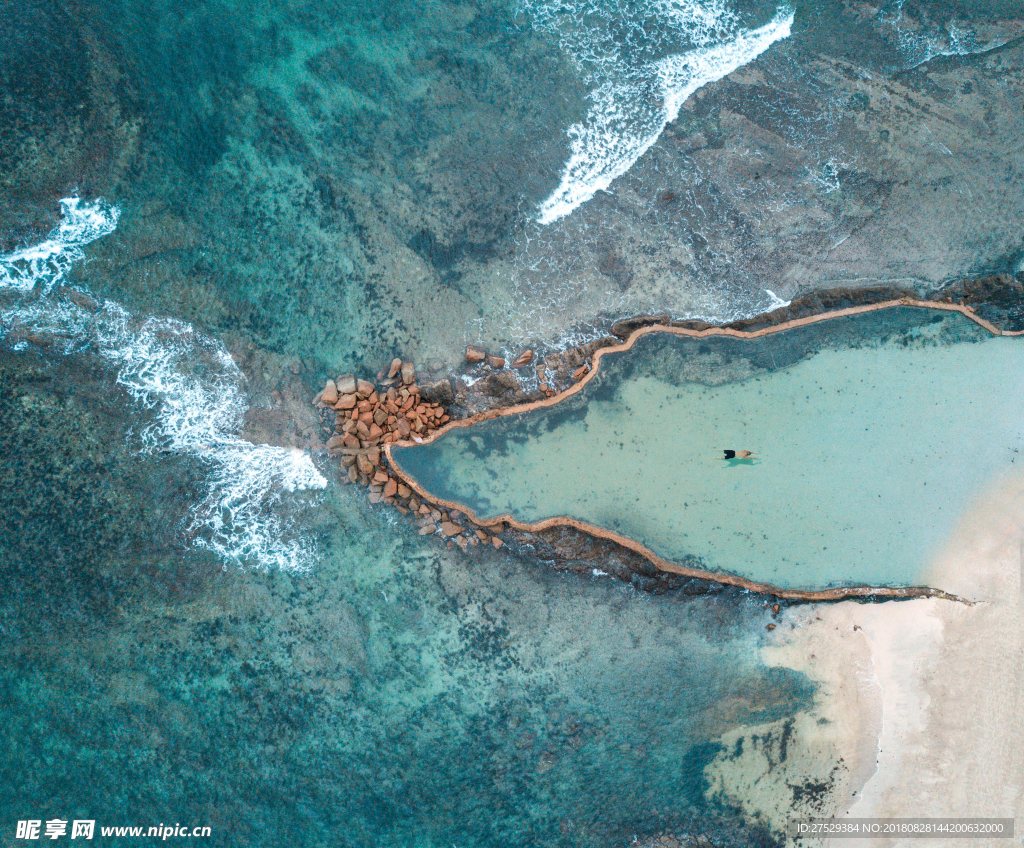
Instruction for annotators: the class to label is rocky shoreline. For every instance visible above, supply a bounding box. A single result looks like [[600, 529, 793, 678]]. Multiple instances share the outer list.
[[314, 273, 1024, 601]]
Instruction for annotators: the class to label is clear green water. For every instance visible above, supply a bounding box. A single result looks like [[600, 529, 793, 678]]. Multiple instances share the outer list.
[[394, 309, 1024, 590], [0, 344, 806, 846], [5, 0, 1024, 842]]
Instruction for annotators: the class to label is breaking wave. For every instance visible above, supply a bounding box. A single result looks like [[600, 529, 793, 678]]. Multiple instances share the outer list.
[[525, 0, 794, 224], [1, 198, 327, 571], [0, 197, 121, 293]]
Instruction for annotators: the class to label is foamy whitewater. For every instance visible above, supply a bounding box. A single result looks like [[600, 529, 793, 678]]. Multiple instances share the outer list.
[[878, 0, 1023, 70], [0, 197, 120, 293], [528, 0, 794, 223], [0, 199, 327, 571]]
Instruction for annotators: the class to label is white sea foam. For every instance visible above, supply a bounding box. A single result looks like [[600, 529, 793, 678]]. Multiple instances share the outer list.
[[763, 288, 790, 309], [0, 197, 120, 293], [1, 198, 327, 572], [531, 1, 794, 224], [878, 0, 1023, 70]]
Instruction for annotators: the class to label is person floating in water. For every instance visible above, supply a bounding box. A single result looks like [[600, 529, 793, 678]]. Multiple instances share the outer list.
[[719, 449, 755, 459]]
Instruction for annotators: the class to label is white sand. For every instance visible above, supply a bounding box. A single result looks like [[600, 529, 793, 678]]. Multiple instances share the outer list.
[[705, 472, 1024, 845]]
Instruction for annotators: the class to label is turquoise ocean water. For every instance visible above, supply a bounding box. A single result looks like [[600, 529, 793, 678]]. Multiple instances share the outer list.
[[2, 0, 1023, 844]]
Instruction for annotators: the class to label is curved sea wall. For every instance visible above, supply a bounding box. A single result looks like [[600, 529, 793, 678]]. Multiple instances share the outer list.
[[317, 276, 1024, 601]]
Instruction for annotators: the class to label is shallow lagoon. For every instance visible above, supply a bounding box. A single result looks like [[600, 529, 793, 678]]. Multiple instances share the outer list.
[[394, 308, 1024, 591]]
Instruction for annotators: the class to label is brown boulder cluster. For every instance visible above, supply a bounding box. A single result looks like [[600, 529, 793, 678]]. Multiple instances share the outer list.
[[315, 358, 448, 466], [465, 343, 535, 371], [421, 509, 506, 553], [314, 357, 505, 552], [464, 344, 569, 398]]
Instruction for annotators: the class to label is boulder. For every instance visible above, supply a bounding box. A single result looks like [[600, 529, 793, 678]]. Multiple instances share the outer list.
[[383, 479, 398, 498], [336, 394, 357, 410], [336, 375, 356, 394], [491, 536, 504, 549], [418, 524, 436, 535], [480, 370, 520, 396], [322, 379, 339, 405], [65, 289, 100, 311], [401, 361, 415, 385], [465, 344, 486, 363], [356, 378, 375, 397], [440, 521, 462, 537], [486, 354, 505, 369], [388, 357, 403, 379], [511, 349, 534, 367]]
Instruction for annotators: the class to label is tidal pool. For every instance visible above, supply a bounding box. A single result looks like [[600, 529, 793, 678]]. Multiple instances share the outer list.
[[392, 308, 1024, 591]]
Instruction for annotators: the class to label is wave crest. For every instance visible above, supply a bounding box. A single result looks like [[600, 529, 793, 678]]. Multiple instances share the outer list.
[[526, 0, 794, 224]]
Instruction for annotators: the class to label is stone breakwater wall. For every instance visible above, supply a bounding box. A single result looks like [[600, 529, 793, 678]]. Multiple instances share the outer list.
[[437, 276, 1024, 423], [317, 274, 1024, 600]]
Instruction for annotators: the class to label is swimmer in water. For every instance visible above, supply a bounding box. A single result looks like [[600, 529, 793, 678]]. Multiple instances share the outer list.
[[719, 449, 755, 459]]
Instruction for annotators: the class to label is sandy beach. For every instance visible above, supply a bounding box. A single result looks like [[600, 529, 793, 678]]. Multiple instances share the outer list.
[[705, 472, 1024, 845]]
